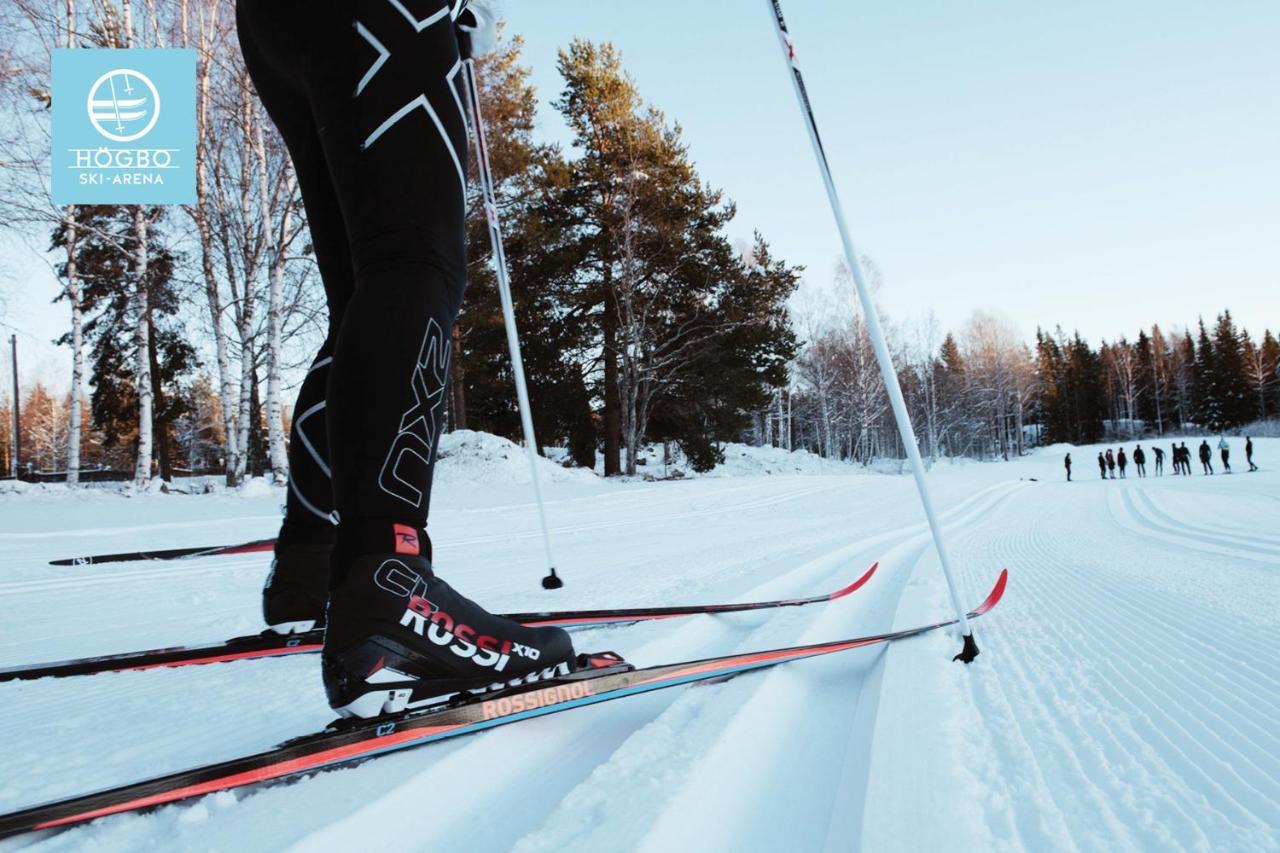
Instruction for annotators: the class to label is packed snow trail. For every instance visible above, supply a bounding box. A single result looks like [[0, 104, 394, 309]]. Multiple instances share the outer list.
[[0, 438, 1277, 851]]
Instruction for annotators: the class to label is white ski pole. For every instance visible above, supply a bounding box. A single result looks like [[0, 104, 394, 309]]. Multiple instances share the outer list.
[[764, 0, 978, 661], [461, 58, 564, 590]]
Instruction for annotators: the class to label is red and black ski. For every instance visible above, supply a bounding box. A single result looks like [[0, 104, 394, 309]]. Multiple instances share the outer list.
[[48, 538, 276, 566], [0, 569, 1006, 840], [0, 564, 878, 682]]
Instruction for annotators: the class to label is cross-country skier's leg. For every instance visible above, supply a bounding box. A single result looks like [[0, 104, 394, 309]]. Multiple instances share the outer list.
[[237, 0, 576, 718], [236, 17, 354, 632]]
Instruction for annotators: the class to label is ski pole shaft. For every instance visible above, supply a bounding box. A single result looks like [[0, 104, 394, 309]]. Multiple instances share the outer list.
[[461, 59, 563, 589], [764, 0, 976, 657]]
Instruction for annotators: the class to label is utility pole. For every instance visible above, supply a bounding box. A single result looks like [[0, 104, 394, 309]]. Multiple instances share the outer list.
[[9, 335, 18, 480]]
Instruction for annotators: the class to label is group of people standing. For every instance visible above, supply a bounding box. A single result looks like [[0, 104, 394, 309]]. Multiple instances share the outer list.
[[1062, 437, 1260, 481]]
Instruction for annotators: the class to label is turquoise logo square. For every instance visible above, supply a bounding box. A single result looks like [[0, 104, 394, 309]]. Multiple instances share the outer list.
[[52, 48, 196, 205]]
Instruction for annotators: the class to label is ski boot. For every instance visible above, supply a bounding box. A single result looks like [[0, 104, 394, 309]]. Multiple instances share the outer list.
[[323, 552, 577, 719], [262, 541, 332, 634]]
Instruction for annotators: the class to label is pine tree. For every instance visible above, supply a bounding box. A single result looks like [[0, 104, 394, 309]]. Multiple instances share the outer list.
[[1251, 329, 1280, 419], [1171, 330, 1197, 429], [1034, 329, 1068, 443], [1147, 325, 1172, 435], [551, 39, 798, 474], [1065, 333, 1105, 444], [934, 334, 967, 455], [1210, 311, 1251, 428], [1193, 319, 1220, 429], [450, 33, 595, 465]]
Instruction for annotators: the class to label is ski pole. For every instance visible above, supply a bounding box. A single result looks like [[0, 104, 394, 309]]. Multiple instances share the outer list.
[[764, 0, 977, 661], [461, 58, 564, 590]]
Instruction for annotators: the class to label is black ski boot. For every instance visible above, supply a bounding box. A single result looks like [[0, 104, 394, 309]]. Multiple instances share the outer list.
[[262, 541, 332, 634], [323, 553, 577, 719]]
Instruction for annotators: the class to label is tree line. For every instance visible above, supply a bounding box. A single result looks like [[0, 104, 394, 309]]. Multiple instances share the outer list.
[[778, 297, 1276, 468]]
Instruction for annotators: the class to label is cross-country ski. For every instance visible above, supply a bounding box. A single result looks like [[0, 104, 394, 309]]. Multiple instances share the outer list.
[[0, 563, 877, 682], [0, 568, 1007, 840]]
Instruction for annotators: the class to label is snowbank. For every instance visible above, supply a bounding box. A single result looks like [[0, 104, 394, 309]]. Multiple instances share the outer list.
[[619, 440, 872, 479], [704, 443, 869, 477], [433, 429, 599, 486]]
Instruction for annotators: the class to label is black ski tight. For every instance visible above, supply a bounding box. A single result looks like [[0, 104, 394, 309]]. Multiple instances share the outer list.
[[237, 0, 468, 571]]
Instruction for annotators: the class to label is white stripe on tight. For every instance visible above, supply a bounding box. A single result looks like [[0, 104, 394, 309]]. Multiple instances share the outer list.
[[355, 22, 390, 96], [289, 471, 336, 524], [362, 93, 465, 198], [387, 0, 449, 32], [307, 355, 333, 375], [294, 401, 332, 479], [447, 59, 467, 140]]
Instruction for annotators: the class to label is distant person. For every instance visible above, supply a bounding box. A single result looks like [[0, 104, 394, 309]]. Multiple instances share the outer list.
[[1064, 453, 1072, 482], [1179, 441, 1191, 475], [1117, 447, 1128, 478], [1199, 440, 1213, 475], [1097, 452, 1107, 479], [1246, 436, 1258, 472], [1133, 445, 1146, 477], [1153, 445, 1164, 476], [1218, 436, 1231, 473], [1106, 449, 1116, 479]]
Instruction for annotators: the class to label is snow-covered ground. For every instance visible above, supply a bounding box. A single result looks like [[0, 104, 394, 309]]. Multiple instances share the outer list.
[[1, 436, 1277, 852]]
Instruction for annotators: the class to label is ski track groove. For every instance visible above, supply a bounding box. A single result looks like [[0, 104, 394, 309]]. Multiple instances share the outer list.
[[1023, 519, 1280, 704], [988, 549, 1204, 850], [963, 502, 1279, 852], [1132, 488, 1280, 548], [496, 486, 1024, 852], [1018, 536, 1280, 837], [1017, 539, 1272, 839], [1105, 497, 1280, 688], [1112, 488, 1280, 565], [1017, 530, 1280, 768], [950, 528, 1150, 851]]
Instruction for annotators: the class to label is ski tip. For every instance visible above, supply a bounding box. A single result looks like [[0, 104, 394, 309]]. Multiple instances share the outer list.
[[830, 562, 878, 600], [215, 540, 276, 556], [971, 568, 1009, 617]]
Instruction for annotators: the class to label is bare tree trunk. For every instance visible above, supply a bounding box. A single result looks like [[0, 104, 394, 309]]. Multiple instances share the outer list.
[[65, 207, 83, 485], [449, 325, 467, 430], [63, 1, 83, 487], [259, 118, 291, 484], [233, 74, 258, 482], [778, 386, 788, 450], [132, 207, 153, 488], [602, 282, 621, 476], [190, 0, 240, 484], [147, 314, 173, 480]]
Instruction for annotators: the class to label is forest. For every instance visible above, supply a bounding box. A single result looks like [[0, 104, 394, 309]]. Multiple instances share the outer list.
[[1, 1, 1276, 484]]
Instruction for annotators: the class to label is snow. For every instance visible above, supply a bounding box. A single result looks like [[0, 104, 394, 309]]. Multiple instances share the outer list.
[[1, 436, 1277, 851], [434, 430, 600, 486]]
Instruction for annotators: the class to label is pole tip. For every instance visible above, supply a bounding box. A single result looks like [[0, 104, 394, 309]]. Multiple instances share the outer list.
[[541, 568, 564, 590], [952, 633, 979, 664]]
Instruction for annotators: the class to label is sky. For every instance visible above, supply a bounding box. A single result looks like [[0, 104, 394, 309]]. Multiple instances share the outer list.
[[3, 0, 1279, 390]]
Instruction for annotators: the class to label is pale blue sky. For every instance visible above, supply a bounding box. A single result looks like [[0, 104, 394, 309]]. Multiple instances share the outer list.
[[4, 0, 1278, 387], [507, 0, 1279, 338]]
